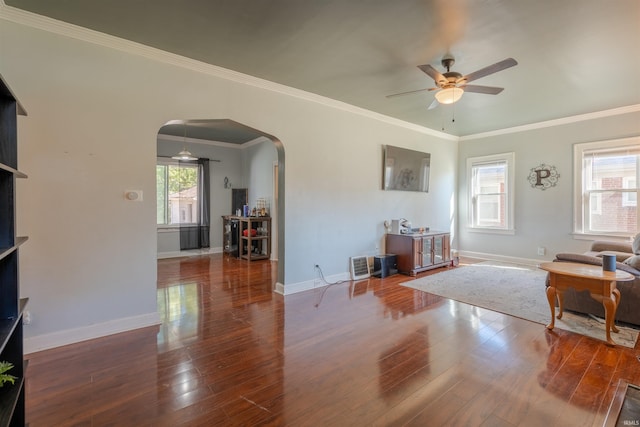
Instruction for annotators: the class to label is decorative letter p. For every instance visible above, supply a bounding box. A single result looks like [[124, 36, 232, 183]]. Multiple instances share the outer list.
[[535, 169, 551, 186]]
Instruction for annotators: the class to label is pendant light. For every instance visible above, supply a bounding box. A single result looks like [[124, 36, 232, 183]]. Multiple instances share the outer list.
[[172, 123, 197, 161]]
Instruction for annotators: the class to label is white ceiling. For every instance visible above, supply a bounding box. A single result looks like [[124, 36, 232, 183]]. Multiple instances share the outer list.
[[6, 0, 640, 137]]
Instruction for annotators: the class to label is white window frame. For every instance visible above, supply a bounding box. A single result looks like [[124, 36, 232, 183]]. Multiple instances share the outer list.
[[622, 176, 637, 207], [573, 137, 640, 239], [467, 152, 515, 234], [157, 157, 200, 229]]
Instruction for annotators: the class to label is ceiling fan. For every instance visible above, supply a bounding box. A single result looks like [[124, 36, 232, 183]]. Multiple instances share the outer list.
[[387, 54, 517, 109]]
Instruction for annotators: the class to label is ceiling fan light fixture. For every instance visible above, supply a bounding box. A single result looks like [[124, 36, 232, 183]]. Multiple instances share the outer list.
[[435, 87, 464, 104]]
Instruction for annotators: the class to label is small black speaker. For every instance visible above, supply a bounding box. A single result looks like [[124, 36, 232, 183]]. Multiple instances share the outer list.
[[373, 254, 398, 278]]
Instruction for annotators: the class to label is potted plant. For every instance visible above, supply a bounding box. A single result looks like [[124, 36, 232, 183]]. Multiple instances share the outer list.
[[0, 361, 16, 387]]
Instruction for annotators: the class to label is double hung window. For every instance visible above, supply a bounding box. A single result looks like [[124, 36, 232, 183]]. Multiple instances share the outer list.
[[156, 158, 200, 227], [467, 153, 515, 233], [574, 138, 639, 236]]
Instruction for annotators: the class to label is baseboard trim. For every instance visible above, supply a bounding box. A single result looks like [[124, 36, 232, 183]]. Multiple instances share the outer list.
[[458, 250, 549, 267], [278, 254, 546, 295], [157, 247, 222, 259], [275, 272, 351, 295], [24, 311, 161, 354]]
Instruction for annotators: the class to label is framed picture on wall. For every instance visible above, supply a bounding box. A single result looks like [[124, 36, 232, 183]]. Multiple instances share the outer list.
[[383, 145, 431, 192]]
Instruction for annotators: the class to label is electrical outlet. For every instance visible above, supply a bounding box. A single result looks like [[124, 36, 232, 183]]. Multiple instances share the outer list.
[[537, 247, 546, 256], [23, 310, 31, 325]]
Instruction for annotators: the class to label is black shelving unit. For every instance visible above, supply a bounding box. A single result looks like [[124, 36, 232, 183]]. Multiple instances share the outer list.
[[0, 74, 28, 427]]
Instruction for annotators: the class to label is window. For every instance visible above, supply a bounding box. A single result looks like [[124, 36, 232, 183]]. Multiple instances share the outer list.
[[574, 137, 640, 236], [157, 158, 200, 226], [467, 152, 515, 233]]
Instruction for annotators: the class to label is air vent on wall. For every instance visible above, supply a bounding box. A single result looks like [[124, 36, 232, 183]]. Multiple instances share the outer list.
[[350, 256, 370, 280]]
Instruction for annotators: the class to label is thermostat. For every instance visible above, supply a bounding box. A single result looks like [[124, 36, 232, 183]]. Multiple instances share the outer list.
[[125, 190, 143, 201]]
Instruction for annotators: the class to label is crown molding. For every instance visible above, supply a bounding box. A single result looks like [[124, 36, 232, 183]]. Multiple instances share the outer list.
[[3, 1, 635, 143], [243, 136, 273, 148], [460, 104, 640, 141], [0, 1, 455, 142], [157, 133, 242, 149], [157, 133, 271, 150]]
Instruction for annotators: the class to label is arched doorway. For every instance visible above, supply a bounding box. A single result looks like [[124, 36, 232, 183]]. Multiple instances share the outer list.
[[156, 119, 285, 286]]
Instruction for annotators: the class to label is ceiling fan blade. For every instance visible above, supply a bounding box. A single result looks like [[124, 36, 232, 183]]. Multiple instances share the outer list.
[[386, 87, 437, 98], [461, 85, 504, 95], [461, 58, 517, 83], [417, 64, 447, 85], [427, 98, 439, 110]]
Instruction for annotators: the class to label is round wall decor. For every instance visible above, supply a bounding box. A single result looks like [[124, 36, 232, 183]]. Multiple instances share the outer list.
[[528, 163, 559, 190]]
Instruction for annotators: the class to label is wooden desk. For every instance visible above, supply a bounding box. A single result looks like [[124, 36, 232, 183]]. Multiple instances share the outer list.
[[539, 262, 634, 346]]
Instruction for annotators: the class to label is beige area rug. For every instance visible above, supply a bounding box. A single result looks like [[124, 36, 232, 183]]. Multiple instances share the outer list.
[[402, 261, 639, 348]]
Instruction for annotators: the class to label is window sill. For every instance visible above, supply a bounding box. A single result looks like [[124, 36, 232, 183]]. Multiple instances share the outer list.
[[158, 225, 200, 232], [158, 227, 179, 233], [467, 227, 515, 236], [571, 232, 633, 243]]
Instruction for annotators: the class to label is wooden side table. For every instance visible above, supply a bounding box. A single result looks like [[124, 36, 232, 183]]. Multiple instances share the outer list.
[[539, 262, 634, 345]]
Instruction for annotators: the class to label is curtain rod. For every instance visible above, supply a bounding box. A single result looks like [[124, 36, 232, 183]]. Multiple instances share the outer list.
[[157, 155, 221, 162]]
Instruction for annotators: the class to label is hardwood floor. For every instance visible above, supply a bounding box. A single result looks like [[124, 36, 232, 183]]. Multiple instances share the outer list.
[[25, 255, 640, 426]]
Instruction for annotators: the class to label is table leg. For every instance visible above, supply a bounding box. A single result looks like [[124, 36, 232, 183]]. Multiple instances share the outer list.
[[546, 285, 557, 330], [611, 288, 621, 333], [602, 295, 617, 346], [556, 289, 564, 320]]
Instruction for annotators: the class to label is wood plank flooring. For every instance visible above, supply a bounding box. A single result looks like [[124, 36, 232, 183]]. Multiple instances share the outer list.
[[25, 255, 640, 426]]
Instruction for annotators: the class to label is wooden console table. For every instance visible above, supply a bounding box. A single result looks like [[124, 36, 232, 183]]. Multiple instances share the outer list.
[[386, 231, 450, 276], [539, 262, 634, 346]]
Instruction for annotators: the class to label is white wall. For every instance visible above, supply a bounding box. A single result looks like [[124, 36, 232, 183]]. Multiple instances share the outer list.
[[243, 139, 279, 259], [243, 138, 278, 214], [1, 11, 456, 349], [457, 110, 640, 263]]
